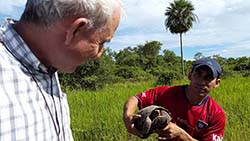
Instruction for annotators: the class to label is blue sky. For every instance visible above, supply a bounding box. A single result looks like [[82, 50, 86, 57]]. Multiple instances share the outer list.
[[1, 0, 250, 60]]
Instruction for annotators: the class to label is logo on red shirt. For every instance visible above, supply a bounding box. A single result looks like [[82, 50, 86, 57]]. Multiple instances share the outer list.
[[212, 134, 223, 141]]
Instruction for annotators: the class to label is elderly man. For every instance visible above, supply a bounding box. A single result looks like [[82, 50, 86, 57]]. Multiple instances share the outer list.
[[0, 0, 121, 140]]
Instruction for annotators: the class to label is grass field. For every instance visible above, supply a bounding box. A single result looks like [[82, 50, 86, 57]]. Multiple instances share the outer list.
[[67, 77, 250, 141]]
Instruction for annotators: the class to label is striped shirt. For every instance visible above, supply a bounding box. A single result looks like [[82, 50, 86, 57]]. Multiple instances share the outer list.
[[0, 19, 73, 141]]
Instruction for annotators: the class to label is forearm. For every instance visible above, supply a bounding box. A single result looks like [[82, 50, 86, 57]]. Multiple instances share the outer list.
[[123, 96, 145, 138], [178, 128, 198, 141], [123, 96, 139, 118]]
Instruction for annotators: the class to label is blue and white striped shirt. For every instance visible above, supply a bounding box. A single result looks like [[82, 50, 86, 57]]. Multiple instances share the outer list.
[[0, 19, 73, 141]]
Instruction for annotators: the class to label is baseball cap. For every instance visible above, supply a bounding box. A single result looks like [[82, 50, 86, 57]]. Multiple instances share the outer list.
[[192, 58, 222, 78]]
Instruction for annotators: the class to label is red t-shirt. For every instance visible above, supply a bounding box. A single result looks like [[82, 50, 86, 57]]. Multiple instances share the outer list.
[[136, 85, 226, 141]]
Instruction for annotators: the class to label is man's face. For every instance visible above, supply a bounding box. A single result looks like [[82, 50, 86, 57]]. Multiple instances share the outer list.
[[63, 7, 121, 73], [189, 65, 220, 97]]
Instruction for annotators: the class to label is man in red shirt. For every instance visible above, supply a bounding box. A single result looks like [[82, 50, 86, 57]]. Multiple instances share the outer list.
[[123, 58, 226, 141]]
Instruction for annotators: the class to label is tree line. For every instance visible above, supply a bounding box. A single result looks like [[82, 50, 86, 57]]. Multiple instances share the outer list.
[[59, 40, 250, 91]]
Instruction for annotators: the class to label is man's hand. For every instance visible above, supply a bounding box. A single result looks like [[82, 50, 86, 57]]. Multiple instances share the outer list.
[[156, 122, 198, 141], [123, 114, 143, 138], [156, 122, 183, 140]]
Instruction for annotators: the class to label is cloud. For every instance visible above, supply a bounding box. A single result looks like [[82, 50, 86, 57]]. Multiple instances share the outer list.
[[0, 0, 249, 59], [205, 39, 250, 58], [111, 0, 250, 59], [0, 0, 26, 19]]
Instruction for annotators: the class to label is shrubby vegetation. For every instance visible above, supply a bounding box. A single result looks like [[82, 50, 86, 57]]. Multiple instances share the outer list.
[[59, 40, 250, 90]]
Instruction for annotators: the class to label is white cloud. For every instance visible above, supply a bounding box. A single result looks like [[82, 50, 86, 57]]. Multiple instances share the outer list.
[[204, 40, 250, 58], [120, 0, 170, 29], [1, 0, 249, 58], [111, 0, 250, 58], [0, 0, 26, 19], [193, 0, 226, 17], [0, 0, 26, 13]]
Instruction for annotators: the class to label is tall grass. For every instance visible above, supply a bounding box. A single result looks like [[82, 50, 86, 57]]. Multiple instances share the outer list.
[[67, 77, 250, 141], [67, 81, 155, 141], [210, 77, 250, 141]]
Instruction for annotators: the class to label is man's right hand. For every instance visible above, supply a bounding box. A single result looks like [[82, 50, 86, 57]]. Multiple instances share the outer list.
[[123, 114, 144, 138]]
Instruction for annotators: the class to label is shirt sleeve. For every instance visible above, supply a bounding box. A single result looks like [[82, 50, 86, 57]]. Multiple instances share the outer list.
[[135, 86, 171, 109], [201, 110, 226, 141]]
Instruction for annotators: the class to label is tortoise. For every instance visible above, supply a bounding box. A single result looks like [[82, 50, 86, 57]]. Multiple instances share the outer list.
[[134, 105, 172, 139]]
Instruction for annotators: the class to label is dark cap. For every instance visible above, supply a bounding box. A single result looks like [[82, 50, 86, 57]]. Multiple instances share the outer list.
[[192, 58, 222, 78]]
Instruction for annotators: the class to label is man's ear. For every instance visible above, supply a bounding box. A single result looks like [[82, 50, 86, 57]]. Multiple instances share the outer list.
[[214, 78, 220, 88], [65, 18, 88, 45]]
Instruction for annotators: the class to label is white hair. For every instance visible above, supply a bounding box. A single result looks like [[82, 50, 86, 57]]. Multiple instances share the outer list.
[[20, 0, 122, 30]]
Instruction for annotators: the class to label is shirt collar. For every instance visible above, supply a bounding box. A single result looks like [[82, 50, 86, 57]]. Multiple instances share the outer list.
[[1, 19, 49, 73]]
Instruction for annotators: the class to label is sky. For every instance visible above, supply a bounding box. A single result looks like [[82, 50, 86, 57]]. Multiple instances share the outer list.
[[0, 0, 250, 60]]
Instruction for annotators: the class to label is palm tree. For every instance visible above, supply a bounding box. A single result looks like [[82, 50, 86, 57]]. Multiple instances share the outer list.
[[164, 0, 198, 77]]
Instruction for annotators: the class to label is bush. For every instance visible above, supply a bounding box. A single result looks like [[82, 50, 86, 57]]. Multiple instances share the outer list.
[[59, 59, 119, 91], [242, 71, 250, 77], [115, 66, 152, 81], [220, 68, 238, 78], [155, 71, 181, 86], [233, 62, 250, 71]]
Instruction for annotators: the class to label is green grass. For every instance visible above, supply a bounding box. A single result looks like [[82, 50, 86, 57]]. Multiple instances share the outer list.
[[67, 81, 154, 141], [210, 77, 250, 141], [67, 77, 250, 141]]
